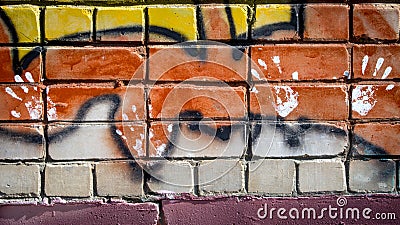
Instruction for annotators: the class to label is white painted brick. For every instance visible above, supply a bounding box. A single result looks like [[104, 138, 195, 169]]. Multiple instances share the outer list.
[[45, 164, 92, 197], [0, 164, 40, 196], [96, 161, 143, 196], [248, 159, 295, 194], [349, 160, 395, 192], [298, 159, 346, 192]]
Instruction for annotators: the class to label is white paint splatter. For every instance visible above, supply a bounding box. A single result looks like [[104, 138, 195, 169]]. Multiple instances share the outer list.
[[25, 72, 34, 82], [386, 84, 394, 91], [156, 144, 166, 156], [372, 57, 384, 77], [362, 55, 369, 75], [167, 124, 173, 133], [381, 66, 392, 79], [343, 71, 349, 78], [130, 127, 135, 132], [25, 96, 42, 120], [47, 96, 57, 120], [122, 113, 129, 120], [5, 87, 22, 101], [149, 129, 154, 139], [132, 105, 137, 113], [292, 71, 298, 80], [140, 133, 145, 140], [133, 139, 143, 156], [11, 110, 21, 118], [333, 77, 337, 79], [272, 56, 282, 74], [115, 129, 123, 136], [14, 75, 29, 93], [251, 69, 261, 80], [148, 104, 153, 117], [352, 85, 377, 116], [250, 86, 259, 93], [257, 59, 268, 70], [273, 86, 299, 117]]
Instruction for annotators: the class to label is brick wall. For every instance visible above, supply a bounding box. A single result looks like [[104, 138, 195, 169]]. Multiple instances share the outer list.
[[0, 0, 399, 224]]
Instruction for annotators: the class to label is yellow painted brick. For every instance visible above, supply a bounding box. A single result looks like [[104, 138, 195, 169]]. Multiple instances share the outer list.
[[1, 5, 40, 43], [254, 5, 292, 28], [148, 5, 197, 42], [96, 6, 144, 42], [45, 6, 93, 41]]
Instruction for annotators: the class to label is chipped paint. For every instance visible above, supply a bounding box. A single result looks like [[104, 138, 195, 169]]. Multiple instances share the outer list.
[[156, 143, 166, 156], [251, 69, 261, 80], [167, 124, 173, 133], [257, 59, 267, 70], [132, 105, 137, 113], [292, 71, 298, 80], [5, 87, 22, 101], [273, 86, 298, 117], [386, 84, 394, 91], [133, 139, 143, 156], [361, 55, 368, 75], [11, 110, 21, 118], [251, 86, 259, 94], [372, 57, 384, 77], [352, 85, 377, 116], [272, 56, 282, 74]]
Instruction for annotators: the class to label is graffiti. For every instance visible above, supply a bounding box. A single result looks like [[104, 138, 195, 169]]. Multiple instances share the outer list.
[[0, 4, 397, 188]]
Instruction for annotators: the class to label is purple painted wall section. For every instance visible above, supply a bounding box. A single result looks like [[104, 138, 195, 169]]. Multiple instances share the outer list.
[[162, 195, 400, 225], [0, 202, 158, 225]]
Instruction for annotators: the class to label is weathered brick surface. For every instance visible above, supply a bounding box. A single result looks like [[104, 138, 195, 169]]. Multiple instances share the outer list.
[[251, 45, 349, 81], [250, 84, 348, 120], [96, 7, 144, 42], [146, 160, 194, 194], [353, 4, 399, 41], [199, 5, 248, 40], [198, 160, 244, 194], [349, 160, 396, 192], [0, 164, 40, 196], [46, 84, 145, 121], [298, 159, 346, 193], [48, 123, 145, 160], [148, 46, 247, 81], [149, 121, 247, 158], [304, 4, 349, 41], [0, 124, 44, 160], [353, 45, 400, 80], [148, 84, 246, 119], [45, 6, 93, 42], [351, 84, 400, 119], [96, 161, 142, 196], [248, 159, 295, 194], [0, 47, 42, 82], [45, 164, 93, 197], [353, 123, 400, 156], [45, 47, 145, 80], [0, 202, 159, 225]]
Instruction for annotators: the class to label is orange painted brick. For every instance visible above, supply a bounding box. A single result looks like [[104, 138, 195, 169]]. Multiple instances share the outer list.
[[353, 123, 400, 156], [353, 45, 400, 80], [251, 45, 349, 81], [0, 84, 42, 120], [199, 5, 248, 40], [351, 84, 400, 119], [0, 47, 41, 83], [148, 84, 246, 119], [148, 46, 247, 82], [304, 4, 349, 41], [45, 47, 145, 80], [46, 84, 145, 121], [353, 4, 399, 41], [250, 84, 348, 120]]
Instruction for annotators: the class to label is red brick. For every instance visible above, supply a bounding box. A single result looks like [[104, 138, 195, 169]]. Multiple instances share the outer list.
[[148, 84, 246, 119], [45, 47, 145, 80], [351, 84, 399, 119], [353, 123, 400, 156], [148, 46, 247, 82], [250, 84, 348, 120], [0, 47, 41, 83], [304, 4, 349, 41], [353, 4, 399, 41], [353, 45, 400, 80], [0, 202, 159, 225], [0, 84, 42, 120], [251, 45, 349, 81], [162, 196, 400, 224], [46, 84, 145, 121]]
